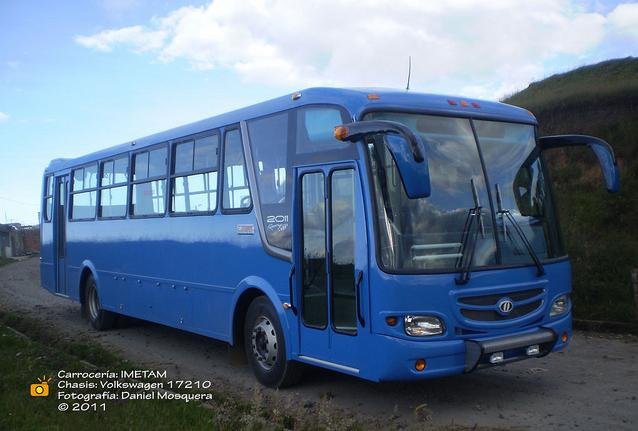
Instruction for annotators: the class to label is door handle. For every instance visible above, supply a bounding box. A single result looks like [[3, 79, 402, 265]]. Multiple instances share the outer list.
[[355, 270, 365, 327], [286, 265, 297, 314]]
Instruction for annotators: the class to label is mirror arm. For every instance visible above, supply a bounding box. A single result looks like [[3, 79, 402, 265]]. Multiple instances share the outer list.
[[538, 134, 620, 193], [335, 120, 425, 162], [538, 134, 617, 163]]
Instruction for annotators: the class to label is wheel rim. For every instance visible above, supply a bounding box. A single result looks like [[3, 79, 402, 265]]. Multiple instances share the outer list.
[[251, 315, 278, 371], [88, 283, 100, 321]]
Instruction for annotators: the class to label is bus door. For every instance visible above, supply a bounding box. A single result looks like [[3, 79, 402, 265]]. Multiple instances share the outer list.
[[54, 175, 68, 296], [294, 163, 368, 373]]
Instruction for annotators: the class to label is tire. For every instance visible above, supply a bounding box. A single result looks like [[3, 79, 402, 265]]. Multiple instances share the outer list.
[[83, 274, 116, 331], [244, 296, 303, 388]]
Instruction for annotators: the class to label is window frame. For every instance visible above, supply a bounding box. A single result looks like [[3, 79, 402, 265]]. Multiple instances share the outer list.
[[328, 167, 358, 336], [129, 143, 169, 219], [98, 154, 130, 220], [299, 169, 328, 330], [69, 162, 98, 222], [169, 130, 221, 217], [43, 175, 54, 223], [221, 125, 253, 215]]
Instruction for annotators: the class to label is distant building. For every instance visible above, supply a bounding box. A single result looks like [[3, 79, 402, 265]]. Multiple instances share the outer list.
[[0, 223, 40, 257]]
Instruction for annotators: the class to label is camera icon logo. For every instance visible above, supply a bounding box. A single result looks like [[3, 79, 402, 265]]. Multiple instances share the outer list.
[[30, 376, 51, 397]]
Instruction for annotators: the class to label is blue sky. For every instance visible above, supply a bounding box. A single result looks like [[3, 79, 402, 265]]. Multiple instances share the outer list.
[[1, 0, 637, 224]]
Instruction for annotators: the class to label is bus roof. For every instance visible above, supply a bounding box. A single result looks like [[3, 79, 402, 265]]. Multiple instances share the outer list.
[[45, 87, 536, 173]]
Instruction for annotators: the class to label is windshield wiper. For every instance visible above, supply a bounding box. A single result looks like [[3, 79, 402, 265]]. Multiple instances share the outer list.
[[495, 184, 545, 277], [455, 179, 483, 285]]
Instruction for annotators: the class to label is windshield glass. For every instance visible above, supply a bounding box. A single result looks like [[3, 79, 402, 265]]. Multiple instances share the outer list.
[[364, 112, 564, 273]]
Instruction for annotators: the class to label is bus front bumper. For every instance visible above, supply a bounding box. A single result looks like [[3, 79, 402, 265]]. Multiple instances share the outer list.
[[368, 314, 571, 382]]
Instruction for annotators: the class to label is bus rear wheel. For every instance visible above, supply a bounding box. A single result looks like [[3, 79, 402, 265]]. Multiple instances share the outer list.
[[83, 275, 115, 331], [244, 296, 302, 388]]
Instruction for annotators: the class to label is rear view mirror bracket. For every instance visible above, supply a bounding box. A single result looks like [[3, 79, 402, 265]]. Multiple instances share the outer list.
[[538, 134, 620, 193], [334, 120, 430, 198]]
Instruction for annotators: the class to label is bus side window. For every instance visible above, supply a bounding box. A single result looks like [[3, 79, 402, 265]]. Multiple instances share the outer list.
[[131, 146, 167, 216], [171, 134, 219, 214], [247, 112, 290, 249], [222, 128, 251, 211], [70, 163, 98, 220], [99, 155, 129, 218], [43, 175, 53, 222]]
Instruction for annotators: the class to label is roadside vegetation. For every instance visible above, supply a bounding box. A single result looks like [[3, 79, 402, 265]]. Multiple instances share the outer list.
[[0, 310, 363, 431], [503, 57, 638, 322]]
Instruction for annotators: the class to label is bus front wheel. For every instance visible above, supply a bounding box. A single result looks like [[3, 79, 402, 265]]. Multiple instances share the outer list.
[[83, 275, 115, 331], [243, 296, 302, 388]]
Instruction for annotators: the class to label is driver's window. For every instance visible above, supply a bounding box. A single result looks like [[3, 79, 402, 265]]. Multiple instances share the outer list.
[[222, 128, 252, 211]]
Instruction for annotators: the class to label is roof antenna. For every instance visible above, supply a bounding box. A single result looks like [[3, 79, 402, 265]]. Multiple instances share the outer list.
[[405, 56, 412, 91]]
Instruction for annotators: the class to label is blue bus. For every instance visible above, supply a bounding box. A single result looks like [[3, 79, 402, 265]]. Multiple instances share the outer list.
[[40, 88, 619, 387]]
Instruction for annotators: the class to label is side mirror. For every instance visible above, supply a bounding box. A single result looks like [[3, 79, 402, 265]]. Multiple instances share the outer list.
[[538, 135, 620, 193], [334, 120, 431, 198]]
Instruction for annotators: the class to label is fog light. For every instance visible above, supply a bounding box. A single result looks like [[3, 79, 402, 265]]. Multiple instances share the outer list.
[[490, 352, 504, 364], [404, 315, 444, 336], [550, 294, 570, 317], [526, 344, 540, 356], [415, 359, 426, 371]]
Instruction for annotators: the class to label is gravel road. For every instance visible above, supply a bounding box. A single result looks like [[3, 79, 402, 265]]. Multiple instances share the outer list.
[[1, 257, 636, 430]]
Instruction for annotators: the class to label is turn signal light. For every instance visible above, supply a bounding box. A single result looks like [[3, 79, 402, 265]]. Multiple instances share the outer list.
[[334, 126, 349, 141], [385, 316, 398, 326], [415, 359, 426, 371], [561, 332, 569, 343], [367, 93, 380, 100]]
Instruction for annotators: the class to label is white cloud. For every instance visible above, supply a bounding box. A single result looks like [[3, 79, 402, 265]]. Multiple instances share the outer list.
[[74, 0, 635, 99], [608, 3, 638, 39], [0, 112, 9, 123], [75, 25, 166, 52]]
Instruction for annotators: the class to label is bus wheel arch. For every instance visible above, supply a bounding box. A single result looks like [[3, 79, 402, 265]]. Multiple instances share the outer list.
[[79, 265, 115, 331], [232, 287, 264, 352], [78, 266, 95, 317]]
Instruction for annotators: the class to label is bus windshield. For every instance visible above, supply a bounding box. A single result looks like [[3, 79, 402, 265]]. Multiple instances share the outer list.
[[364, 112, 565, 273]]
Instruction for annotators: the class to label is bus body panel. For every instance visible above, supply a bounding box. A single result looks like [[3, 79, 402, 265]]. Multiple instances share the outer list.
[[61, 209, 293, 343]]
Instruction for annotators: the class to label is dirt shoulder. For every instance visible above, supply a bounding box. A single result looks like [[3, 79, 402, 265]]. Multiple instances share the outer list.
[[1, 257, 637, 430]]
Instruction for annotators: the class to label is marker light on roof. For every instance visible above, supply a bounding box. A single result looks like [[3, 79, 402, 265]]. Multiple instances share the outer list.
[[447, 99, 458, 106], [460, 100, 469, 107], [471, 102, 481, 108], [291, 92, 302, 100], [367, 93, 380, 100]]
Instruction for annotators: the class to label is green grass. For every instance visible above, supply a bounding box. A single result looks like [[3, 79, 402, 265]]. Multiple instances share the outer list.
[[0, 310, 367, 431], [503, 57, 638, 322], [0, 313, 248, 430], [504, 57, 638, 112]]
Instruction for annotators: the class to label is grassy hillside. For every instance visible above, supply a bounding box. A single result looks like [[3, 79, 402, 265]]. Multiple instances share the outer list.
[[504, 57, 638, 322]]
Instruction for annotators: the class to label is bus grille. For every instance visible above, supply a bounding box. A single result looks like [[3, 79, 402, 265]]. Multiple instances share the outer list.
[[458, 288, 544, 322]]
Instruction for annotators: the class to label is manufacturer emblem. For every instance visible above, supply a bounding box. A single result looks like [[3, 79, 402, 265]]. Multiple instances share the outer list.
[[497, 298, 514, 314]]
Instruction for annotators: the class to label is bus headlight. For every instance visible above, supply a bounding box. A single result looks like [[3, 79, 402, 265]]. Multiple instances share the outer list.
[[404, 315, 444, 336], [550, 294, 570, 317]]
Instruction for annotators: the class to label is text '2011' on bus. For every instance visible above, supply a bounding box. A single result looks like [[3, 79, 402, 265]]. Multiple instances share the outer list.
[[40, 88, 620, 387]]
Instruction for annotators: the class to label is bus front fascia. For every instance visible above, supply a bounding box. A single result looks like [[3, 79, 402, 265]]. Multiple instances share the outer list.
[[334, 120, 432, 199]]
